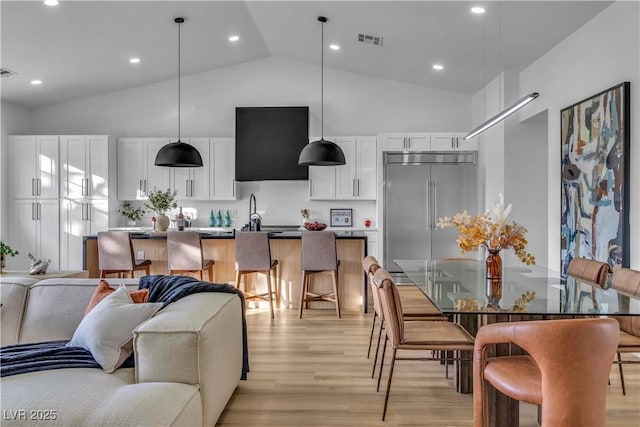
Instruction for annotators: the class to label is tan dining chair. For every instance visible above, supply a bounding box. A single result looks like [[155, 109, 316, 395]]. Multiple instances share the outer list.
[[299, 231, 340, 318], [167, 231, 215, 281], [373, 267, 475, 420], [97, 231, 151, 278], [610, 267, 640, 395], [567, 257, 610, 286], [362, 256, 446, 379], [473, 317, 619, 427], [235, 231, 279, 319]]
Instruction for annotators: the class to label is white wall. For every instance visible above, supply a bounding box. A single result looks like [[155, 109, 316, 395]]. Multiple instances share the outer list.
[[518, 0, 640, 270], [24, 57, 472, 227], [0, 101, 31, 241]]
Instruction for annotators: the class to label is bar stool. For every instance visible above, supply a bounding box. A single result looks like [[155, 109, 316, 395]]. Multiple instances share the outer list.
[[167, 231, 215, 281], [299, 231, 340, 319], [97, 231, 151, 278], [235, 231, 279, 319]]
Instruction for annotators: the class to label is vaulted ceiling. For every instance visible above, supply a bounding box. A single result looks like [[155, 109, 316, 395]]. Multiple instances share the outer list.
[[1, 1, 612, 108]]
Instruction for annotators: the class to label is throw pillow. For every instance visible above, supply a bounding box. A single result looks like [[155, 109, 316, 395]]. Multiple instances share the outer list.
[[84, 280, 149, 316], [69, 286, 162, 373]]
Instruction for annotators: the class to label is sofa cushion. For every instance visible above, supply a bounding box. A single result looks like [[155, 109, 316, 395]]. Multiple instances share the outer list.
[[0, 368, 203, 426], [69, 287, 162, 372], [18, 279, 140, 344], [84, 280, 149, 316], [0, 280, 32, 346]]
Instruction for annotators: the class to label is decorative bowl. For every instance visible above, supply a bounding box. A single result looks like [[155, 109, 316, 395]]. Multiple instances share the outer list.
[[303, 221, 327, 231]]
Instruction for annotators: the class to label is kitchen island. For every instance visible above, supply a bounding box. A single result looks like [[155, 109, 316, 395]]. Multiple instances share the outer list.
[[83, 231, 368, 312]]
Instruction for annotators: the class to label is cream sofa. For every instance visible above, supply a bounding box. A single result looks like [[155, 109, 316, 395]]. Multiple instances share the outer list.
[[0, 278, 243, 426]]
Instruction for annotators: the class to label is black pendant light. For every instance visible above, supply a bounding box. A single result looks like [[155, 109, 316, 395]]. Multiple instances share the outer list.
[[298, 16, 346, 166], [155, 17, 203, 168]]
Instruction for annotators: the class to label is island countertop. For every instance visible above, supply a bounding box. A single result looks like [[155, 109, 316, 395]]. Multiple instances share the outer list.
[[84, 230, 368, 240], [83, 230, 369, 312]]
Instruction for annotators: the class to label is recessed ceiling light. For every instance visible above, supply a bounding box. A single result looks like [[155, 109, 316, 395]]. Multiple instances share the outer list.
[[432, 64, 444, 71], [129, 57, 141, 64], [31, 80, 43, 85], [329, 44, 340, 51], [229, 35, 240, 42], [471, 6, 486, 14], [44, 0, 59, 6]]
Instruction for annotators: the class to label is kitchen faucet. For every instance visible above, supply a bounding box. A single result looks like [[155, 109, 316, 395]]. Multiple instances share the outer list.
[[248, 193, 261, 231]]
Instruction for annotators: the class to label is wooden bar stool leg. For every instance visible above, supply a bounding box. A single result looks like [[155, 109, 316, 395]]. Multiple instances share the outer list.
[[299, 271, 307, 318], [332, 270, 341, 318], [235, 271, 241, 289], [367, 312, 378, 358], [266, 271, 275, 319]]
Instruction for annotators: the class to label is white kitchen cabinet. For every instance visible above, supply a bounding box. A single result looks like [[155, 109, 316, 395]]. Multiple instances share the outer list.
[[9, 135, 59, 199], [308, 137, 336, 200], [59, 199, 108, 270], [335, 137, 377, 200], [210, 138, 237, 200], [172, 138, 211, 200], [379, 133, 430, 151], [430, 133, 478, 151], [308, 136, 376, 201], [117, 138, 171, 200], [60, 135, 116, 199], [364, 230, 378, 259], [11, 199, 60, 272]]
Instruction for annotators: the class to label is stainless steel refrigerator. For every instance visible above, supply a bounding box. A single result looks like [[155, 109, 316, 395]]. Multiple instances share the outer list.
[[383, 152, 479, 272]]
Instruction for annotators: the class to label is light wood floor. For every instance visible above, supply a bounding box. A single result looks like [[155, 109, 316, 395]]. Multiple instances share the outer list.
[[218, 308, 640, 426]]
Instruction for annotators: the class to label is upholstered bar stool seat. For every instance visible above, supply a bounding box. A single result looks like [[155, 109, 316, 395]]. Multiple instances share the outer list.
[[299, 231, 340, 319], [235, 232, 279, 319], [167, 231, 215, 281], [98, 231, 152, 278]]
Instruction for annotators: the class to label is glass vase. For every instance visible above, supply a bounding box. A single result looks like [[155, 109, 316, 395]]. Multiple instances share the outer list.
[[485, 248, 503, 309]]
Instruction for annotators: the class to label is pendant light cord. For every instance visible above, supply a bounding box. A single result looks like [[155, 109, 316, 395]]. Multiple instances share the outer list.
[[320, 18, 324, 140], [177, 18, 182, 142]]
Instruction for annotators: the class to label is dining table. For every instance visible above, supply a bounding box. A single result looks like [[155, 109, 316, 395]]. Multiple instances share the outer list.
[[393, 258, 640, 427]]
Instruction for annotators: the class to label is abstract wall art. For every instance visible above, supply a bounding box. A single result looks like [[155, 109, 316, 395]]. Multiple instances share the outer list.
[[560, 82, 630, 277]]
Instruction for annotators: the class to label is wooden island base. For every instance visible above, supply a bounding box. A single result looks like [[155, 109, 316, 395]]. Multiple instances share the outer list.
[[84, 235, 367, 311]]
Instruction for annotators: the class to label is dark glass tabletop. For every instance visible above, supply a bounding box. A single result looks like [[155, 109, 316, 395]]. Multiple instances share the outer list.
[[393, 259, 640, 316]]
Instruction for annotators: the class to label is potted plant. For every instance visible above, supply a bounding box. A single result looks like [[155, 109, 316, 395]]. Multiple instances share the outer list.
[[1, 241, 19, 273], [118, 202, 146, 227], [144, 187, 177, 231]]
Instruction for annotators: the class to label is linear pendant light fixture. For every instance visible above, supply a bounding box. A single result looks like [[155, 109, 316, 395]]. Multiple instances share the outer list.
[[155, 17, 203, 168], [463, 2, 538, 141], [298, 16, 346, 166], [463, 92, 539, 140]]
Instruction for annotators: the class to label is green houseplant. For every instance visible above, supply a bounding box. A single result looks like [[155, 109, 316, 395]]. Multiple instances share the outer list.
[[118, 202, 146, 226], [144, 188, 177, 231], [1, 241, 19, 273]]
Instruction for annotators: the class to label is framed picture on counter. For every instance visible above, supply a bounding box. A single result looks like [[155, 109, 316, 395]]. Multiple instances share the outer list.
[[330, 209, 352, 227]]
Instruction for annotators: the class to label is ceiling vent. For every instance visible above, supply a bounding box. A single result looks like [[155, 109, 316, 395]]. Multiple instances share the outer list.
[[358, 33, 383, 46], [0, 67, 18, 78]]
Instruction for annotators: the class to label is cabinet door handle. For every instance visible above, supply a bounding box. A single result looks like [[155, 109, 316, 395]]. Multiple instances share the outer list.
[[232, 180, 236, 197], [357, 179, 360, 197], [85, 178, 90, 197], [32, 202, 36, 220], [191, 179, 194, 197], [353, 179, 357, 197], [425, 180, 430, 229], [37, 203, 41, 221], [432, 179, 438, 229], [185, 179, 189, 197], [37, 178, 41, 196], [32, 178, 36, 196], [86, 203, 91, 221]]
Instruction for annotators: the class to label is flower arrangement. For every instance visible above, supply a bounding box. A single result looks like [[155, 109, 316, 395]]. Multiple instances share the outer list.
[[144, 188, 177, 214], [436, 194, 535, 265], [118, 202, 146, 222]]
